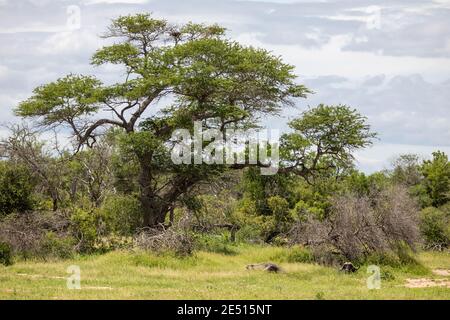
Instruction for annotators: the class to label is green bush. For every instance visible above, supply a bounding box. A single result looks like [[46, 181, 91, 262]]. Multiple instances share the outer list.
[[235, 225, 264, 244], [285, 246, 314, 263], [70, 208, 100, 253], [0, 162, 35, 216], [270, 246, 314, 264], [420, 207, 450, 250], [194, 233, 238, 255], [0, 242, 13, 266], [100, 195, 142, 236], [39, 232, 75, 259]]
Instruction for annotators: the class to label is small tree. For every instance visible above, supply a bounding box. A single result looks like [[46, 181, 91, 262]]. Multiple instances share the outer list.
[[420, 151, 450, 207], [420, 206, 450, 250], [391, 154, 421, 187], [0, 161, 35, 216], [280, 104, 376, 183], [2, 125, 69, 211]]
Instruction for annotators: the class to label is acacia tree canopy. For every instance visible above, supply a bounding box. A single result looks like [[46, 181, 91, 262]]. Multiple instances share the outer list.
[[14, 14, 310, 227], [280, 104, 376, 183]]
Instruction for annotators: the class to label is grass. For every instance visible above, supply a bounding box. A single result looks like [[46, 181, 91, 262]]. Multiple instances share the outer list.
[[0, 244, 449, 300]]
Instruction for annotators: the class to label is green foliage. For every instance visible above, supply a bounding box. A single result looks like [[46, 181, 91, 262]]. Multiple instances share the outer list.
[[420, 206, 450, 250], [15, 74, 101, 127], [93, 235, 134, 253], [269, 245, 313, 263], [420, 151, 450, 207], [0, 242, 13, 266], [342, 170, 391, 196], [391, 154, 421, 187], [281, 104, 376, 178], [100, 195, 143, 236], [14, 13, 310, 228], [0, 161, 35, 216], [267, 195, 292, 237], [194, 233, 238, 256], [39, 232, 75, 259], [233, 198, 280, 242], [70, 208, 101, 253]]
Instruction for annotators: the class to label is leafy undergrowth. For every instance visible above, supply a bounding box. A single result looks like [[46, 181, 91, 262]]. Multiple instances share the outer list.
[[0, 245, 449, 300]]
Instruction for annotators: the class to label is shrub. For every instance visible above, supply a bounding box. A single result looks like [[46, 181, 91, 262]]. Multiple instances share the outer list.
[[100, 195, 142, 236], [93, 234, 134, 253], [420, 207, 450, 250], [0, 162, 35, 216], [235, 224, 264, 244], [420, 151, 449, 207], [0, 242, 13, 266], [194, 233, 238, 255], [289, 185, 420, 265], [0, 211, 71, 259], [38, 232, 75, 259], [285, 246, 314, 263], [70, 208, 101, 253], [270, 246, 314, 264], [134, 226, 194, 256]]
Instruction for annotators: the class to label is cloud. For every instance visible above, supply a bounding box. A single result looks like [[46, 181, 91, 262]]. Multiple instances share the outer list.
[[83, 0, 150, 4], [355, 143, 450, 173], [299, 74, 450, 147]]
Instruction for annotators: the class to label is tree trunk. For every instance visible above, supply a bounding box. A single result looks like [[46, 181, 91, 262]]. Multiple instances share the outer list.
[[138, 158, 168, 228], [137, 155, 199, 228]]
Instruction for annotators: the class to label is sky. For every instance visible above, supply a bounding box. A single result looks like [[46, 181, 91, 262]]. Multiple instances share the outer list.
[[0, 0, 449, 172]]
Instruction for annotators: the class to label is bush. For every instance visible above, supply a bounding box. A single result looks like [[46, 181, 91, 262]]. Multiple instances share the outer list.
[[0, 162, 35, 216], [0, 242, 13, 266], [194, 233, 238, 255], [70, 208, 100, 253], [134, 225, 194, 257], [235, 224, 264, 244], [93, 234, 134, 253], [270, 246, 314, 264], [289, 185, 420, 265], [0, 211, 71, 259], [233, 198, 290, 243], [285, 246, 314, 263], [38, 232, 75, 259], [100, 195, 142, 236], [420, 207, 450, 250]]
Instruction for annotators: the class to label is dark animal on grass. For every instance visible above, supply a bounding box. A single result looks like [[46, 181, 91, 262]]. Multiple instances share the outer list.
[[340, 262, 359, 273], [246, 263, 282, 273]]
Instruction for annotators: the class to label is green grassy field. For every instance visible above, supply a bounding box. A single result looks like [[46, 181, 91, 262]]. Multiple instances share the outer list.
[[0, 245, 449, 300]]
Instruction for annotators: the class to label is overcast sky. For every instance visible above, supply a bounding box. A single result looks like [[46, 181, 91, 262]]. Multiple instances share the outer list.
[[1, 0, 449, 172]]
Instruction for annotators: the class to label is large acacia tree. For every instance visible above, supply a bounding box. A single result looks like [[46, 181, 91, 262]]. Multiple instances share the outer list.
[[15, 14, 309, 227]]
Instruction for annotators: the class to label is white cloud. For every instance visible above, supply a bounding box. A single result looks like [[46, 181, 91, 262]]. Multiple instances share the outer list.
[[356, 143, 450, 173], [37, 29, 101, 55], [235, 32, 450, 81], [83, 0, 150, 4]]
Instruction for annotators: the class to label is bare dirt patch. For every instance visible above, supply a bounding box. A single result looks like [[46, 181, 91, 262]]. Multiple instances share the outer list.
[[16, 273, 66, 280], [432, 269, 450, 276], [82, 286, 113, 290], [405, 278, 450, 288]]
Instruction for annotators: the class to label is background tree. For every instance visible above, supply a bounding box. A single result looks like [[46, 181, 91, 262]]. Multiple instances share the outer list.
[[391, 153, 421, 187], [420, 151, 449, 207], [2, 125, 69, 211], [280, 104, 376, 183], [0, 161, 35, 216]]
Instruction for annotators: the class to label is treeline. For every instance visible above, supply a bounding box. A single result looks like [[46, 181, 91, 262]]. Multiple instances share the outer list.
[[0, 123, 448, 266]]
